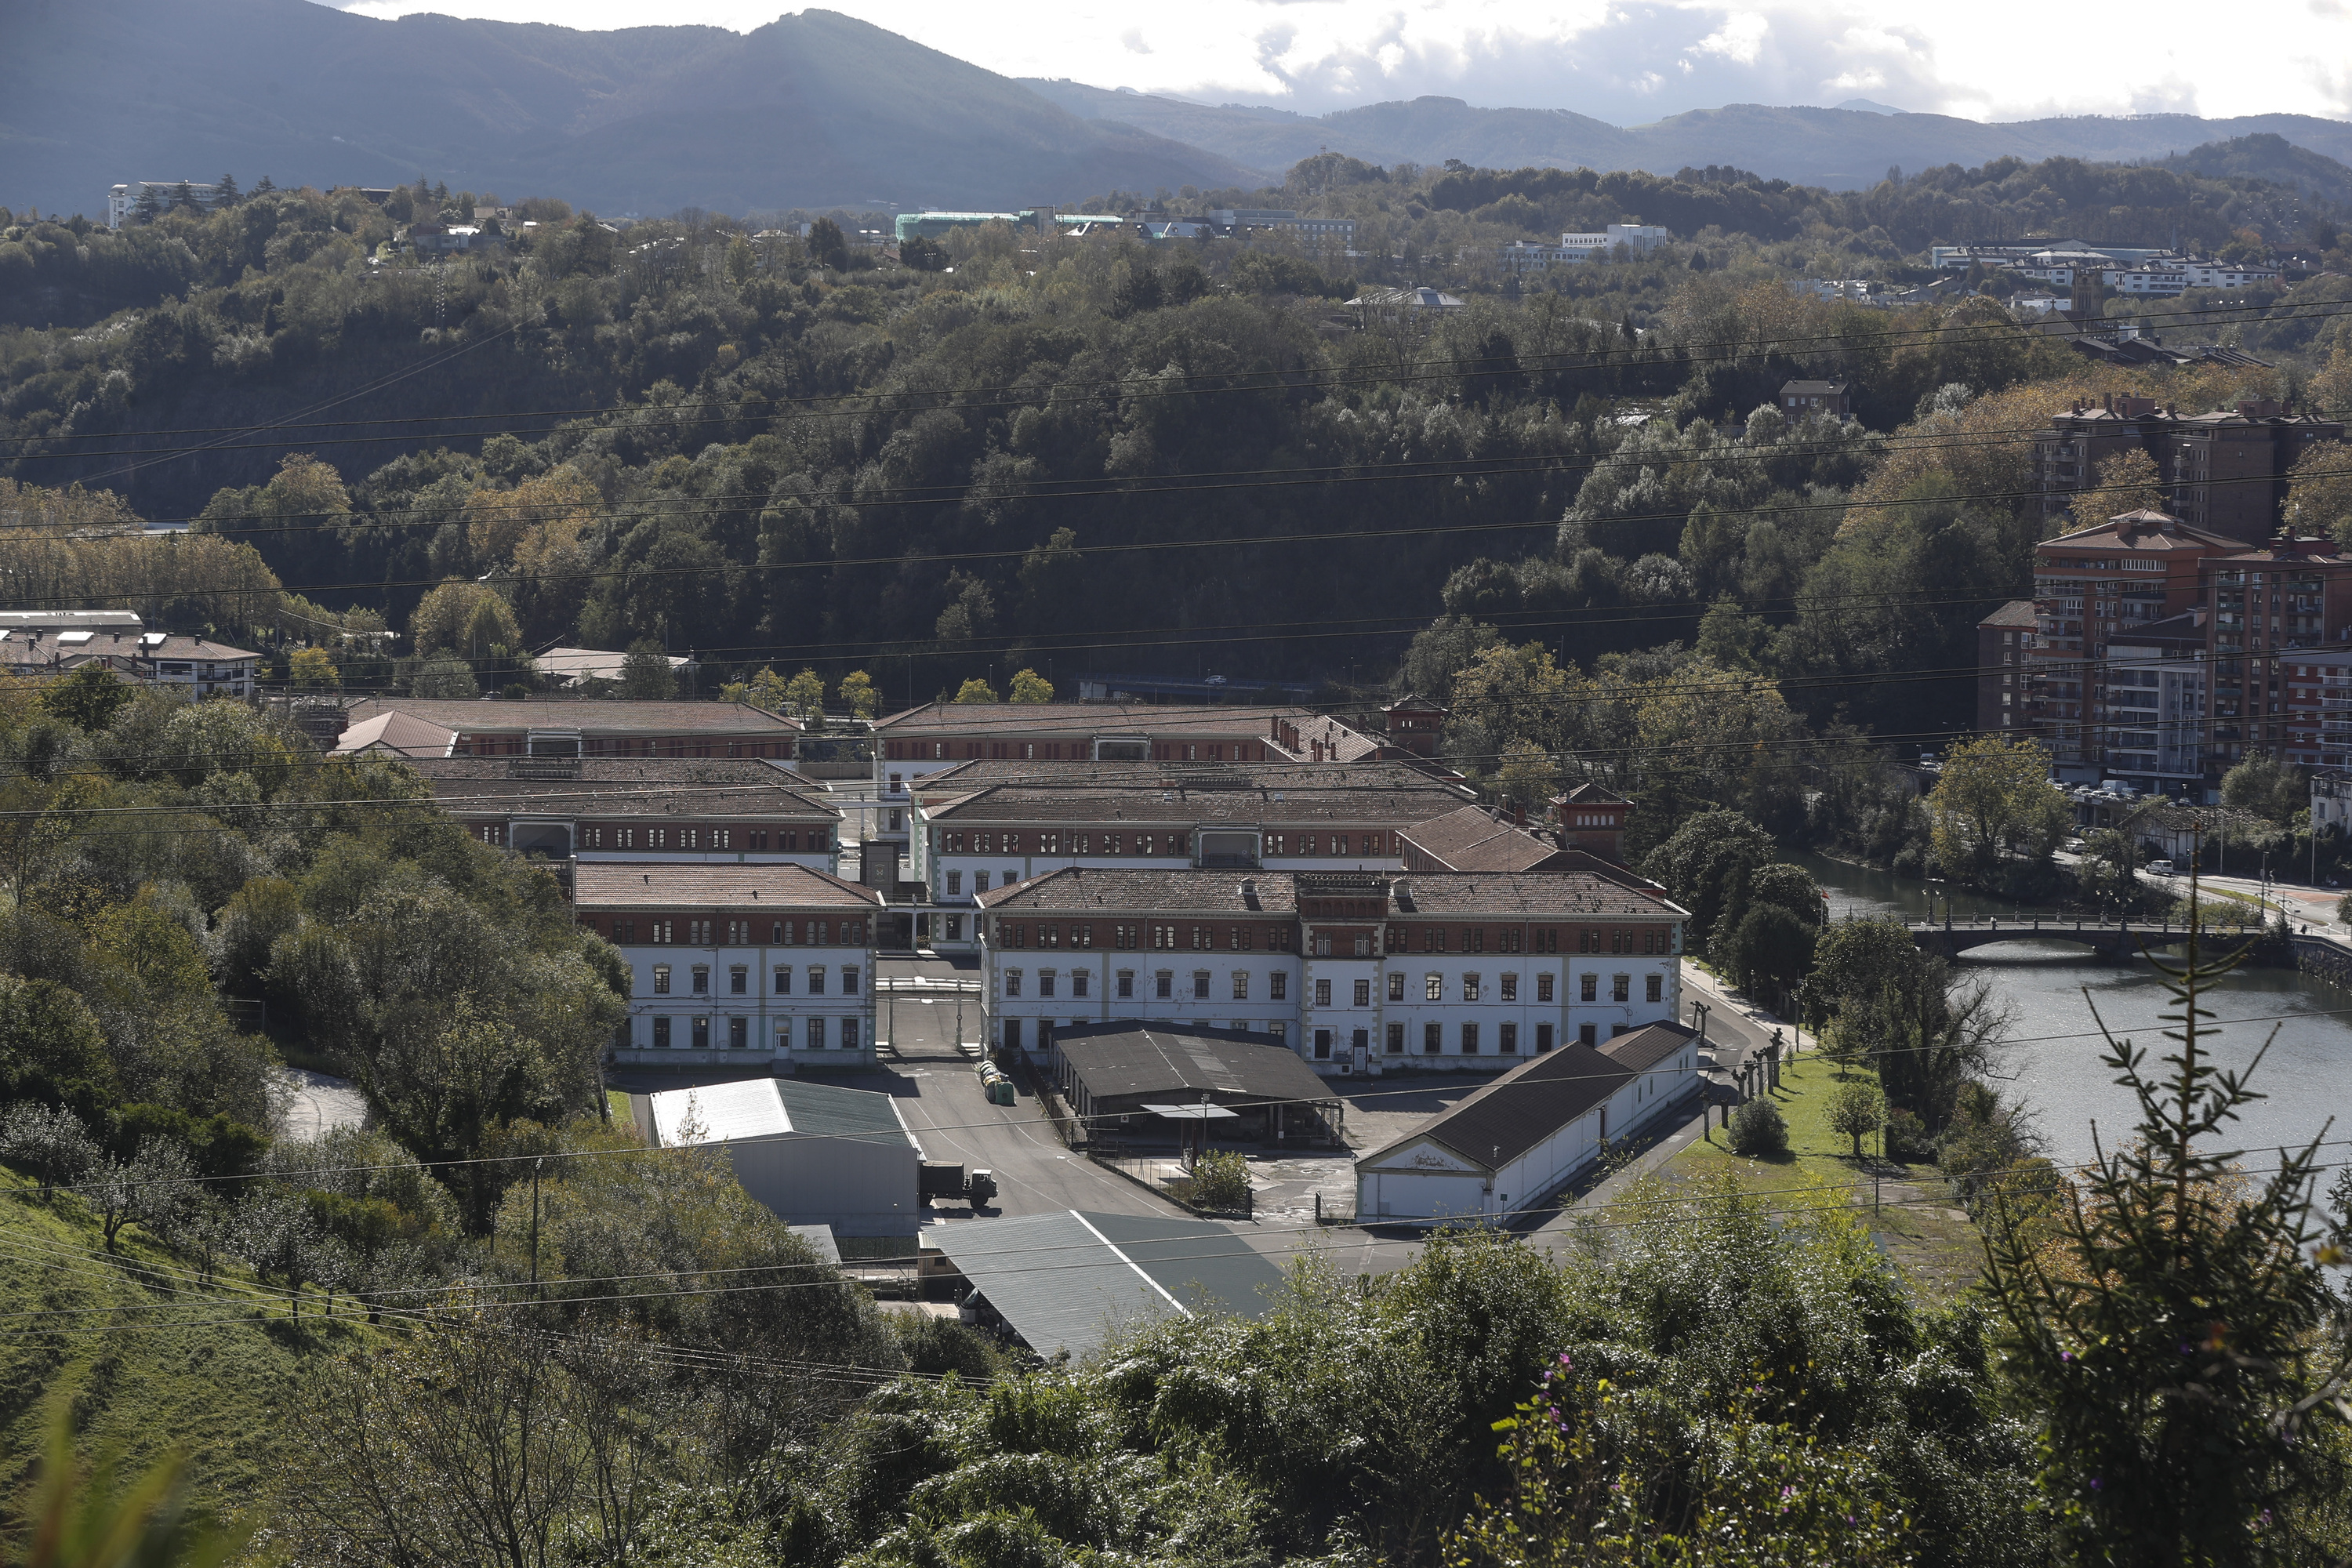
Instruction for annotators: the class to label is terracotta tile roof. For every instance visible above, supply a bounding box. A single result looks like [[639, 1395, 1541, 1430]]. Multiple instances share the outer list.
[[334, 710, 457, 757], [927, 766, 1471, 826], [1400, 805, 1577, 873], [344, 699, 800, 735], [1978, 599, 2038, 630], [574, 862, 880, 910], [405, 756, 828, 790], [975, 867, 1679, 919]]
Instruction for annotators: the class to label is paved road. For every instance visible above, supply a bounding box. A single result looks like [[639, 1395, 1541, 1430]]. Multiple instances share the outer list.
[[875, 954, 1184, 1222]]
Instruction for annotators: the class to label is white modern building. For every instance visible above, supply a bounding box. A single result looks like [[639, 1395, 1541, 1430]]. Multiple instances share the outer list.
[[575, 863, 880, 1067], [975, 868, 1687, 1076], [108, 180, 228, 227]]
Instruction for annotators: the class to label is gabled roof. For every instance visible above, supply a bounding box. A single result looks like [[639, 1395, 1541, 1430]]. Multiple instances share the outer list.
[[1779, 379, 1849, 395], [1599, 1020, 1699, 1073], [1400, 805, 1577, 873], [344, 699, 799, 735], [1054, 1022, 1335, 1105], [1357, 1044, 1634, 1175], [1978, 599, 2038, 630], [332, 710, 458, 757]]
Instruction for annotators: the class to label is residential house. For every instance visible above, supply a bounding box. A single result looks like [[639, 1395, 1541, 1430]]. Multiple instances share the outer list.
[[1778, 380, 1852, 419]]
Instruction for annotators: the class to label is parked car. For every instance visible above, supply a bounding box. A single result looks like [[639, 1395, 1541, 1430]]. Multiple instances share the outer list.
[[2062, 837, 2087, 854], [2147, 858, 2177, 876]]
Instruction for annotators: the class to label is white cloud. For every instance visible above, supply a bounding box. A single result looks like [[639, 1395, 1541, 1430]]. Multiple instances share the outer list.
[[321, 0, 2352, 124]]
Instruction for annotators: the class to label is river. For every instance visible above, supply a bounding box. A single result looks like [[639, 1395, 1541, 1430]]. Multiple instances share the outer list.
[[1786, 851, 2352, 1174]]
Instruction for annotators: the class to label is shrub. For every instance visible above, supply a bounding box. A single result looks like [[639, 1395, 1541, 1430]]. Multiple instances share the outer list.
[[1178, 1149, 1252, 1213], [1726, 1097, 1788, 1158], [1883, 1105, 1932, 1163], [0, 1101, 100, 1196]]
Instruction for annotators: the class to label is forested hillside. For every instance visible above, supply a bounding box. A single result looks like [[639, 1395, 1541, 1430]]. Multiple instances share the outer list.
[[3, 150, 2346, 782]]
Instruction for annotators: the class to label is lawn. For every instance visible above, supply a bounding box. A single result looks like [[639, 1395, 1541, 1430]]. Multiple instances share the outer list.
[[0, 1167, 371, 1527], [1664, 1051, 1990, 1303]]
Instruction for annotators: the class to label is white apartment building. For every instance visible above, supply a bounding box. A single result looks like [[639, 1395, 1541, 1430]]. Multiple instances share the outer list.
[[108, 181, 227, 227], [1499, 223, 1670, 270], [977, 869, 1686, 1076], [574, 863, 880, 1067]]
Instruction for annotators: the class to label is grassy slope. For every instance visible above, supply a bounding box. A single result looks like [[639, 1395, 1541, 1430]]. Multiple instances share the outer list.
[[1667, 1052, 1988, 1303], [0, 1169, 370, 1528]]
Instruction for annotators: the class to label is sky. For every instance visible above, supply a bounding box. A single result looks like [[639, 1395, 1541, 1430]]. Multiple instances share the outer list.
[[329, 0, 2352, 128]]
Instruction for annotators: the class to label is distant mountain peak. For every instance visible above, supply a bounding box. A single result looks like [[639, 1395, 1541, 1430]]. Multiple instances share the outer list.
[[1835, 98, 1905, 115]]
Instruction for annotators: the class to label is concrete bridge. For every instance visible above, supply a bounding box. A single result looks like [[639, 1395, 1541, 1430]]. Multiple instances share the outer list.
[[1907, 916, 2259, 961]]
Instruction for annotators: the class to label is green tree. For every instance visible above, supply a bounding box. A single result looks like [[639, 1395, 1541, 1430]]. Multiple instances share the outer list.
[[1720, 904, 1815, 1014], [1639, 808, 1778, 954], [1496, 739, 1559, 810], [1984, 886, 2347, 1562], [953, 677, 998, 704], [38, 666, 132, 732], [838, 670, 879, 718], [808, 217, 851, 270], [1925, 734, 2071, 883], [1827, 1078, 1887, 1158], [1007, 668, 1054, 704], [618, 641, 676, 700], [783, 667, 826, 718], [289, 647, 338, 689], [409, 655, 478, 699], [2220, 750, 2306, 826], [409, 579, 522, 663]]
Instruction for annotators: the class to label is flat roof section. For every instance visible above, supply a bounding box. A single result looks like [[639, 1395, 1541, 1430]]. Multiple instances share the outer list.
[[649, 1079, 790, 1145], [574, 862, 882, 910], [928, 1209, 1286, 1358]]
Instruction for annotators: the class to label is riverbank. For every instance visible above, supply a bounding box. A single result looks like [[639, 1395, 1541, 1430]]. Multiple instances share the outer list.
[[1662, 1052, 1987, 1303]]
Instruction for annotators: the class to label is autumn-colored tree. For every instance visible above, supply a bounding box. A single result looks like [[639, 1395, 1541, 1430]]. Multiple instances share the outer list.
[[1925, 734, 2073, 880], [783, 668, 825, 717], [837, 670, 879, 718], [2284, 437, 2352, 544], [289, 647, 339, 689], [953, 677, 998, 704], [2069, 448, 2168, 528], [1007, 669, 1054, 704]]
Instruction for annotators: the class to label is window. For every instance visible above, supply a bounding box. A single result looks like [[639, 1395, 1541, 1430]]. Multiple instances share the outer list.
[[1461, 1022, 1479, 1054], [946, 871, 962, 895], [944, 916, 963, 941], [1232, 971, 1250, 1000], [652, 964, 672, 995], [1464, 927, 1485, 954], [652, 921, 673, 946], [773, 967, 790, 994], [1579, 1022, 1597, 1047], [1499, 1022, 1518, 1054], [691, 966, 709, 996], [778, 920, 795, 946], [1072, 971, 1088, 998], [1463, 974, 1481, 1002], [653, 1016, 672, 1047], [840, 1018, 859, 1052], [1004, 970, 1022, 997], [1352, 935, 1371, 957], [843, 967, 860, 995], [1537, 973, 1554, 1003], [774, 1018, 793, 1051], [618, 919, 636, 942], [1500, 973, 1517, 1002], [1073, 924, 1094, 949], [1312, 935, 1332, 957], [808, 1017, 827, 1050], [1193, 971, 1211, 1000], [1269, 971, 1287, 1001], [1536, 1022, 1554, 1053], [1269, 1022, 1286, 1044], [1388, 972, 1405, 1001], [691, 1016, 710, 1050], [1229, 925, 1250, 951], [1424, 1022, 1443, 1054], [1040, 971, 1056, 999], [1424, 927, 1445, 953], [1313, 1029, 1333, 1059], [1156, 972, 1173, 999], [1581, 974, 1598, 1003], [1192, 925, 1211, 950], [1612, 974, 1630, 1003], [1117, 971, 1135, 999], [1386, 1022, 1404, 1054], [1314, 978, 1331, 1007], [1646, 974, 1662, 1004], [1425, 973, 1443, 1001], [1043, 924, 1062, 949], [728, 1016, 748, 1049], [974, 871, 989, 892], [729, 966, 747, 995], [1352, 978, 1370, 1007]]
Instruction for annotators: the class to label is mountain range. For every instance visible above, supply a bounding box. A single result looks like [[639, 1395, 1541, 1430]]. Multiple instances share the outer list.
[[8, 1, 2352, 220]]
